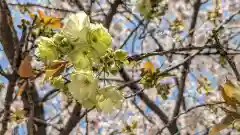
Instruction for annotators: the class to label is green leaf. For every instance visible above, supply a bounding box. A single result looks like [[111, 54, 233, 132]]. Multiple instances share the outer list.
[[156, 83, 170, 100], [219, 55, 226, 65], [136, 0, 153, 19], [131, 121, 137, 129], [0, 82, 4, 90], [115, 49, 128, 61], [50, 76, 65, 89], [220, 80, 240, 107], [143, 60, 154, 73]]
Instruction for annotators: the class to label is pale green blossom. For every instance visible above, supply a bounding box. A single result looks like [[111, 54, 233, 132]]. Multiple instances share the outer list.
[[68, 70, 98, 108], [61, 11, 90, 49], [67, 49, 92, 70], [53, 33, 73, 54], [81, 95, 97, 108], [96, 85, 123, 113], [61, 12, 112, 63], [89, 23, 112, 57], [36, 37, 59, 64]]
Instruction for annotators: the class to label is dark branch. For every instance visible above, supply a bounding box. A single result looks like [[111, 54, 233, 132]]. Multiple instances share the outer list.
[[33, 117, 63, 132], [74, 0, 87, 13], [105, 0, 122, 29], [128, 45, 215, 61], [156, 102, 225, 135], [0, 75, 17, 135], [59, 103, 82, 135], [8, 2, 76, 13], [171, 0, 201, 121], [119, 68, 178, 135], [0, 0, 19, 66], [131, 100, 156, 125]]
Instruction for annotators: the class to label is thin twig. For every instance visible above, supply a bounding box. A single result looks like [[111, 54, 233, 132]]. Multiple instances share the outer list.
[[213, 33, 240, 81], [119, 20, 143, 49], [129, 45, 215, 61], [105, 0, 123, 28], [8, 2, 76, 13], [131, 100, 156, 124], [171, 1, 201, 129], [0, 65, 10, 79], [118, 79, 141, 90], [40, 89, 60, 103], [33, 117, 62, 132], [124, 88, 144, 99], [159, 49, 203, 75], [156, 102, 226, 135], [85, 113, 89, 135]]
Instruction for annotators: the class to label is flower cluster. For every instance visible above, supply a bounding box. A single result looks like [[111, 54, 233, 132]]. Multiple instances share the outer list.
[[36, 12, 124, 113], [135, 0, 152, 19], [36, 12, 111, 67], [135, 0, 168, 19]]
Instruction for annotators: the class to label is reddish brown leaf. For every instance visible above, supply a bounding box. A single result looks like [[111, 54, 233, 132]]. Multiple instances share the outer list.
[[18, 55, 35, 78]]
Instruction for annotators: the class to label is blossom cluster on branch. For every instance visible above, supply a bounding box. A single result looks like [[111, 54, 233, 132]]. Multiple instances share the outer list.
[[36, 12, 127, 113]]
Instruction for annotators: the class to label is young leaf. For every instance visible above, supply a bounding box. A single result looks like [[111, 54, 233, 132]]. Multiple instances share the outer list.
[[42, 16, 63, 28], [37, 10, 45, 18], [47, 60, 68, 69], [44, 61, 67, 80], [0, 82, 4, 90], [143, 60, 154, 72], [37, 10, 63, 28], [220, 80, 240, 107], [219, 55, 226, 65], [18, 55, 35, 78], [115, 49, 127, 61], [131, 121, 137, 129]]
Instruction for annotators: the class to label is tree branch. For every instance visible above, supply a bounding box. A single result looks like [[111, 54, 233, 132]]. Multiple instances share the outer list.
[[131, 100, 156, 125], [0, 5, 21, 133], [119, 68, 178, 135], [105, 0, 122, 29], [213, 33, 240, 81], [74, 0, 87, 13], [156, 102, 225, 135], [0, 65, 10, 79], [33, 117, 63, 132], [0, 75, 17, 135], [26, 81, 34, 135], [129, 45, 215, 61], [8, 2, 76, 13], [21, 83, 47, 135], [40, 89, 60, 103], [59, 103, 82, 135], [171, 0, 201, 121], [0, 0, 19, 66]]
